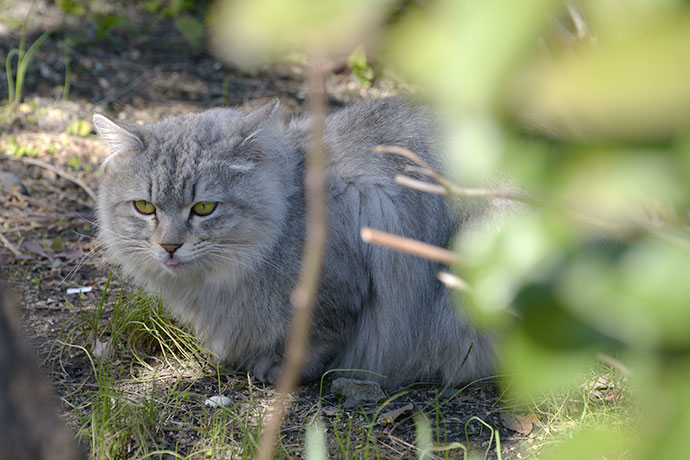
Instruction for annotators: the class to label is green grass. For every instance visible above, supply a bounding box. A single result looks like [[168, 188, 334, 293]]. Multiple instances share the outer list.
[[3, 2, 53, 115], [54, 278, 635, 459], [504, 363, 638, 459]]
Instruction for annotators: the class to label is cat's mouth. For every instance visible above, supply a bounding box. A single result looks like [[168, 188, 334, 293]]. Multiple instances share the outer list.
[[166, 255, 182, 266]]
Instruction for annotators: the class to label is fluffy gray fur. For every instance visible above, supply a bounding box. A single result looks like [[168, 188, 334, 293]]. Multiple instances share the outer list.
[[94, 98, 495, 386]]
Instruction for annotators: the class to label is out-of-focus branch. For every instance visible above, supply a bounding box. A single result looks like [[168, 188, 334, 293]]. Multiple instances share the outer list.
[[437, 271, 470, 292], [255, 61, 329, 460], [379, 145, 629, 234], [361, 227, 461, 266], [566, 2, 590, 41], [20, 157, 96, 201], [0, 229, 22, 259], [375, 145, 537, 206]]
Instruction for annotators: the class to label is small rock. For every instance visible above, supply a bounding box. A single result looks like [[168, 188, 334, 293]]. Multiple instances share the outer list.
[[205, 395, 231, 408], [0, 171, 27, 195], [331, 378, 385, 407], [92, 338, 113, 359]]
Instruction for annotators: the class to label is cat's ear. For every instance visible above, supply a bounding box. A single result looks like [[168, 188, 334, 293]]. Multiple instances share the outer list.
[[93, 114, 144, 171], [240, 99, 281, 146]]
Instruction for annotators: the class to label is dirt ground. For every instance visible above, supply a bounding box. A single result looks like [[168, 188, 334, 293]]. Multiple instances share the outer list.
[[1, 2, 528, 458]]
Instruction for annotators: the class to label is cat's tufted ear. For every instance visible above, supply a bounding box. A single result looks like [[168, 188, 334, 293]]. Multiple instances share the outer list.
[[93, 114, 145, 171], [240, 99, 281, 144]]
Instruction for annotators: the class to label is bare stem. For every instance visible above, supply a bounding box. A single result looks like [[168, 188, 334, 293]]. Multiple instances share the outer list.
[[382, 145, 628, 234], [361, 227, 461, 266], [376, 145, 537, 206], [0, 229, 22, 258], [20, 157, 96, 201], [255, 61, 329, 460], [437, 271, 470, 291]]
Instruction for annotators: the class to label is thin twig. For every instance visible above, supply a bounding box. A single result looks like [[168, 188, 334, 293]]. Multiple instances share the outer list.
[[437, 271, 470, 291], [396, 174, 534, 203], [404, 165, 435, 177], [374, 145, 451, 189], [377, 145, 537, 206], [256, 61, 329, 460], [395, 175, 446, 195], [20, 157, 96, 201], [385, 145, 631, 234], [361, 227, 461, 266], [0, 229, 22, 258]]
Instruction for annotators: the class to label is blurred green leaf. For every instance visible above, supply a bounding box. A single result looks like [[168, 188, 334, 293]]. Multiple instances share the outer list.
[[499, 328, 595, 400], [555, 148, 687, 226], [560, 236, 690, 349], [511, 12, 690, 141], [457, 213, 573, 324], [210, 0, 395, 66], [386, 0, 560, 111], [540, 426, 636, 460]]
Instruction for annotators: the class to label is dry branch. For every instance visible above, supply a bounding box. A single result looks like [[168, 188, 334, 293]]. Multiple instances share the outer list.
[[0, 229, 22, 258], [395, 175, 447, 195], [256, 61, 329, 460], [361, 227, 461, 266], [376, 145, 537, 206], [437, 271, 470, 291], [383, 145, 640, 236], [20, 157, 96, 201]]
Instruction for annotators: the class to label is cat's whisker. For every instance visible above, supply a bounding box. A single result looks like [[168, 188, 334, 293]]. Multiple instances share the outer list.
[[60, 243, 108, 285], [207, 245, 291, 278]]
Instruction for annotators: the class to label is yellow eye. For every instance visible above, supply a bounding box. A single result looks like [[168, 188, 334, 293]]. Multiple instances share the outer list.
[[133, 200, 156, 215], [191, 201, 217, 216]]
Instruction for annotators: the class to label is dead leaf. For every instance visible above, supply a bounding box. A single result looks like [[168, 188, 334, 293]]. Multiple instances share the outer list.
[[378, 402, 414, 425], [500, 412, 537, 435]]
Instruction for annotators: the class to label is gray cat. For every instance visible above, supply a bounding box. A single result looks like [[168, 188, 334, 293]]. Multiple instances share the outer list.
[[93, 98, 495, 386]]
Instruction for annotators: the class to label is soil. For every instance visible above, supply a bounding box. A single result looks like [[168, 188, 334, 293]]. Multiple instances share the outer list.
[[1, 2, 528, 458]]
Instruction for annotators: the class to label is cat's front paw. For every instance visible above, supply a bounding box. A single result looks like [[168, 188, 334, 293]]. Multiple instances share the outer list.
[[249, 354, 283, 384]]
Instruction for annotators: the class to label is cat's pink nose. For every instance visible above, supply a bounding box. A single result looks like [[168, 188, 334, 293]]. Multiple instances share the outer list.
[[160, 243, 181, 254]]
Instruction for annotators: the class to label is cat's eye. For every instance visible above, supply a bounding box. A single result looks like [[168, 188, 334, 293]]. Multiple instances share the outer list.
[[191, 201, 217, 216], [133, 200, 156, 215]]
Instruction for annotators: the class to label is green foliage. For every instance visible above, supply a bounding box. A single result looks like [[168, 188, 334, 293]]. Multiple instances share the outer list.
[[347, 46, 374, 88], [210, 0, 395, 66], [4, 136, 38, 157], [95, 14, 125, 39], [3, 28, 52, 111], [174, 15, 204, 46], [67, 155, 81, 169], [57, 0, 86, 16], [211, 0, 690, 457], [66, 119, 92, 137]]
